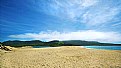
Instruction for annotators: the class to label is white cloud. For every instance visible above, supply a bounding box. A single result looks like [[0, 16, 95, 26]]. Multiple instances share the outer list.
[[39, 0, 120, 26], [9, 30, 121, 43], [81, 0, 97, 7], [82, 8, 120, 26], [43, 0, 98, 21], [111, 22, 121, 27]]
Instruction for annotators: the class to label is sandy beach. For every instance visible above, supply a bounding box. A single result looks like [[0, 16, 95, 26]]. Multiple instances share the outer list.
[[0, 46, 121, 68]]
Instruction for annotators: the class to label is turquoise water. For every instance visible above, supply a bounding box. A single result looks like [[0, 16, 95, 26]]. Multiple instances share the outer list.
[[32, 46, 50, 48], [32, 46, 121, 50], [84, 46, 121, 50]]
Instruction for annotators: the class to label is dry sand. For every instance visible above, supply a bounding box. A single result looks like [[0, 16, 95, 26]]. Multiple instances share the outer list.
[[0, 46, 121, 68]]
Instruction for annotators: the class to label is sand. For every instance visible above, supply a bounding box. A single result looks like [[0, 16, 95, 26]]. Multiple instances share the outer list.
[[0, 46, 121, 68]]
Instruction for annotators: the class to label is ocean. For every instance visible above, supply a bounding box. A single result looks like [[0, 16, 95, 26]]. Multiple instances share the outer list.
[[84, 46, 121, 50]]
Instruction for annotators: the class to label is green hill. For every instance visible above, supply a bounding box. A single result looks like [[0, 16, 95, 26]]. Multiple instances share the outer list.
[[1, 40, 121, 47]]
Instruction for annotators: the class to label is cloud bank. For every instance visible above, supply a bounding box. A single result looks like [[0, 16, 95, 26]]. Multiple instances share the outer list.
[[9, 30, 121, 43]]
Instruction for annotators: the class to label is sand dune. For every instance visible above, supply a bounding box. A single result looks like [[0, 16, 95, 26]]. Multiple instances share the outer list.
[[0, 46, 121, 68]]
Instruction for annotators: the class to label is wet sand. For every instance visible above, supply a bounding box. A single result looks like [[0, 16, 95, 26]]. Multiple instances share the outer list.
[[0, 46, 121, 68]]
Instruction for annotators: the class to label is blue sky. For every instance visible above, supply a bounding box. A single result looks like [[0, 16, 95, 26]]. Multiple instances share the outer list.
[[0, 0, 121, 43]]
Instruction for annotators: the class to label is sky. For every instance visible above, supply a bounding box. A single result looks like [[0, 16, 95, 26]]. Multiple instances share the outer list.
[[0, 0, 121, 43]]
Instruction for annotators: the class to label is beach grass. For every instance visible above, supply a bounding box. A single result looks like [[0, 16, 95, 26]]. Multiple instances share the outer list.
[[0, 46, 121, 68]]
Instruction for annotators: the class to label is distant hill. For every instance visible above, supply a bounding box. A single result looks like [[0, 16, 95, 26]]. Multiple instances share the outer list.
[[1, 40, 121, 47], [62, 40, 121, 46], [2, 40, 44, 47]]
